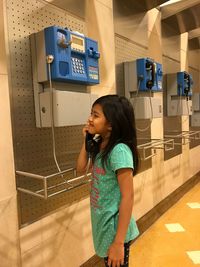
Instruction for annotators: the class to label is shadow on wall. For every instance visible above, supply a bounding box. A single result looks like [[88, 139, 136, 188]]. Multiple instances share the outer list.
[[20, 199, 92, 266]]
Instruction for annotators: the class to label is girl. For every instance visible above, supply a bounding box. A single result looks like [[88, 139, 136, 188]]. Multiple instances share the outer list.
[[76, 95, 139, 267]]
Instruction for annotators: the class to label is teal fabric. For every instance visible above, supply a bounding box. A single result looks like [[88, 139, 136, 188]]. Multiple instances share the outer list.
[[90, 143, 139, 258]]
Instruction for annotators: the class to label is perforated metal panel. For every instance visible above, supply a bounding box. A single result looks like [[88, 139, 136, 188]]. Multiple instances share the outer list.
[[115, 34, 148, 96], [5, 0, 90, 226]]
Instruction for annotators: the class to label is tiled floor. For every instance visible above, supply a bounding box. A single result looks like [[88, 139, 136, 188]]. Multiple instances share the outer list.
[[130, 182, 200, 267]]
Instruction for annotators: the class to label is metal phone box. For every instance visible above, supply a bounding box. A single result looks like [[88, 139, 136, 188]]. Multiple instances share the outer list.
[[177, 71, 193, 97], [32, 26, 100, 85], [136, 58, 163, 91], [124, 58, 163, 94], [130, 97, 163, 119]]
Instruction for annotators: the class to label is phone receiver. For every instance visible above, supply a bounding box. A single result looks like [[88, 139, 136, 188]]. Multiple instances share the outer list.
[[146, 61, 155, 89], [85, 131, 95, 154], [184, 72, 190, 97]]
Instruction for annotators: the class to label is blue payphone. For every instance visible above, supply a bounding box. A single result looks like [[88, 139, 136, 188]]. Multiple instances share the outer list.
[[30, 26, 100, 128], [166, 71, 193, 116], [124, 58, 163, 94], [177, 71, 193, 97], [124, 58, 163, 119], [136, 58, 163, 91], [33, 26, 100, 85]]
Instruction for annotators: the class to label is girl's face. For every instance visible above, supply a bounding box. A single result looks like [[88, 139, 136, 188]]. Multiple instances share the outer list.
[[88, 104, 111, 137]]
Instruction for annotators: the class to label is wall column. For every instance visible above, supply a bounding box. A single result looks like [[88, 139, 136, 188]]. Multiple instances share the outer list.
[[0, 1, 21, 266], [147, 9, 165, 205], [86, 0, 116, 96], [180, 32, 190, 182]]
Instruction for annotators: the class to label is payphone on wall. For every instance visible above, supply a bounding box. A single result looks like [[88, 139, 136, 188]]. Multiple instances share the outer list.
[[124, 58, 163, 119], [124, 58, 163, 93], [166, 71, 193, 116], [31, 26, 100, 127], [33, 26, 100, 85], [177, 72, 192, 98]]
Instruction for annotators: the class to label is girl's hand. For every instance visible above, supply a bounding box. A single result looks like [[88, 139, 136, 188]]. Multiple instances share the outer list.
[[107, 242, 124, 267]]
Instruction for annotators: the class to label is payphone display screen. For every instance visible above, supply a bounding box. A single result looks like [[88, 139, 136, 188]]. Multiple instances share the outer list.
[[71, 34, 85, 53]]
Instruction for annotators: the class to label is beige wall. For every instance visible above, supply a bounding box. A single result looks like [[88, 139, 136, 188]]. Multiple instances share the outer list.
[[1, 1, 200, 267], [20, 198, 93, 267], [0, 1, 21, 266], [86, 0, 116, 96]]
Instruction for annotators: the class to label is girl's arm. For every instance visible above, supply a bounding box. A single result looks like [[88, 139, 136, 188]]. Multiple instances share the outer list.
[[107, 168, 134, 267], [76, 125, 91, 173], [76, 142, 89, 173]]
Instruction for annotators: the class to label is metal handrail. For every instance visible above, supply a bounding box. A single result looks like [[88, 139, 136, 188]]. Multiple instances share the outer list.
[[164, 130, 200, 145], [137, 138, 174, 160], [16, 168, 91, 200]]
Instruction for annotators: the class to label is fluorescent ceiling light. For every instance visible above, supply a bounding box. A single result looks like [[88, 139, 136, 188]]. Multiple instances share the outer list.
[[160, 0, 184, 7]]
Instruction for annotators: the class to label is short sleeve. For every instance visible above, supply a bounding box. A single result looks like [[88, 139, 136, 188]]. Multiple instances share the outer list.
[[109, 143, 134, 172]]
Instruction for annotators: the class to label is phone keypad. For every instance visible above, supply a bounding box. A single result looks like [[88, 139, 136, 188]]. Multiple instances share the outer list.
[[71, 57, 85, 75]]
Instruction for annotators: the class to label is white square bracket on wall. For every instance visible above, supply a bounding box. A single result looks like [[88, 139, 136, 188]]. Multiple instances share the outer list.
[[39, 90, 97, 127], [130, 97, 163, 119], [167, 97, 192, 116]]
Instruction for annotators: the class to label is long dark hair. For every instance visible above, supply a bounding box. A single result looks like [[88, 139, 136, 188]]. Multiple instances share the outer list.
[[92, 94, 139, 175]]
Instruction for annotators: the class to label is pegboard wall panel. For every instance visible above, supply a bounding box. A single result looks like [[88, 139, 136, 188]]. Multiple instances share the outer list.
[[6, 0, 89, 226], [115, 34, 148, 96]]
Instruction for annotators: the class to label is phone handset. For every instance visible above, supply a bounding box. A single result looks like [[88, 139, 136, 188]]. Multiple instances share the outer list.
[[146, 60, 155, 89], [85, 131, 100, 157], [184, 72, 190, 98], [85, 131, 95, 155]]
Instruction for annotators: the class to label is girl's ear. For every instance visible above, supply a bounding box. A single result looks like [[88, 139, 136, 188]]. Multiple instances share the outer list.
[[108, 125, 112, 131]]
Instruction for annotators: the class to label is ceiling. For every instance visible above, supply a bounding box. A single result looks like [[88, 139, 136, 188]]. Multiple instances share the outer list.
[[45, 0, 168, 17], [113, 0, 200, 49], [113, 0, 169, 15], [160, 0, 200, 49], [45, 0, 200, 49]]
